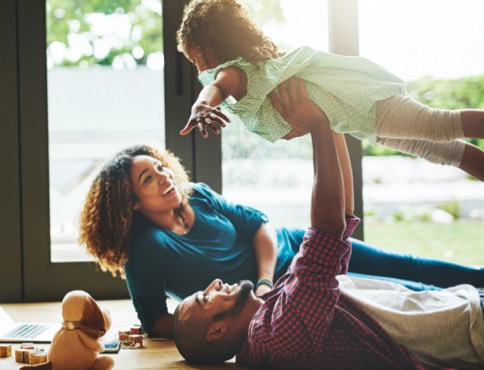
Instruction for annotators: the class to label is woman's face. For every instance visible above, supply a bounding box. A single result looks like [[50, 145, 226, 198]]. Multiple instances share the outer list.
[[129, 155, 182, 215]]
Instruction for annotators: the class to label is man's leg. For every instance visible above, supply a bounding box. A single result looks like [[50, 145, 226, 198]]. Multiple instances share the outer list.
[[338, 275, 484, 368]]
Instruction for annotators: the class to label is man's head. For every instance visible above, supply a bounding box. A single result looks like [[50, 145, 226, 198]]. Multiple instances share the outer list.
[[173, 279, 263, 364]]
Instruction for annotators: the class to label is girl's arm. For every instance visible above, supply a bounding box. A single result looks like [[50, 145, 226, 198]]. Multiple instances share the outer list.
[[251, 222, 278, 297], [180, 66, 247, 137]]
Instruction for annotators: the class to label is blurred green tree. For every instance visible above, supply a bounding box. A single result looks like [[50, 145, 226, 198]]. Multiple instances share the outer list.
[[46, 0, 162, 67], [46, 0, 285, 68]]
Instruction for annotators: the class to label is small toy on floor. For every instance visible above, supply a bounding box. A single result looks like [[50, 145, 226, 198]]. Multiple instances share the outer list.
[[19, 290, 114, 370], [15, 345, 47, 365], [117, 325, 145, 349], [0, 344, 11, 358]]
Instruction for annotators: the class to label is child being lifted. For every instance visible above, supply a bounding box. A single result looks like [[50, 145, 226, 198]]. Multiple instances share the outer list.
[[177, 0, 484, 181]]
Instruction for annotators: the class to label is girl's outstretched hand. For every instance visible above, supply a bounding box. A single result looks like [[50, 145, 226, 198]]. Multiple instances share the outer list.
[[180, 103, 231, 138], [269, 77, 329, 140]]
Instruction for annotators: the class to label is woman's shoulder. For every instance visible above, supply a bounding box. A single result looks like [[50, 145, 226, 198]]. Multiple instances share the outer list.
[[189, 182, 228, 212], [189, 182, 218, 198]]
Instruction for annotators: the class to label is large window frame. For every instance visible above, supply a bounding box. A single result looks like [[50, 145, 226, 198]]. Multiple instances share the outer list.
[[0, 0, 361, 303]]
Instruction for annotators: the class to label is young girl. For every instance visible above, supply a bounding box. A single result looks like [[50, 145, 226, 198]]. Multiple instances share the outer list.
[[176, 0, 484, 181]]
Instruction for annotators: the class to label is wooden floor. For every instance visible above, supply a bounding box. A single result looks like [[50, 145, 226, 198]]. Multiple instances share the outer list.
[[0, 299, 259, 370]]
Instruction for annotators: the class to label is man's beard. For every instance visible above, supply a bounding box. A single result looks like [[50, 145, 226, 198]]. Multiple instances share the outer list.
[[231, 280, 254, 315], [213, 280, 254, 322]]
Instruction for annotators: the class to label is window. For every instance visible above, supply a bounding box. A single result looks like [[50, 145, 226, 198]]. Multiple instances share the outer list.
[[222, 0, 329, 229], [46, 0, 165, 262], [358, 0, 484, 266], [2, 0, 199, 302]]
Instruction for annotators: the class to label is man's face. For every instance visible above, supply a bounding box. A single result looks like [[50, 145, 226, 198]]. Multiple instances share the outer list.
[[177, 279, 257, 325]]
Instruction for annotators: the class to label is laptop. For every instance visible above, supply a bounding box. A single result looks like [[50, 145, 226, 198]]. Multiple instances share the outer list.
[[0, 306, 59, 343]]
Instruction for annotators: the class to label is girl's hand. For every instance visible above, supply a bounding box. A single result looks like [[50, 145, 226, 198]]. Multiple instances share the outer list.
[[180, 103, 231, 138], [269, 77, 329, 140]]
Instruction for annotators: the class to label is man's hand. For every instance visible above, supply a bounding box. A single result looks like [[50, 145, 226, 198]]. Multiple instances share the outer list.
[[180, 104, 230, 138], [270, 76, 344, 235], [269, 77, 329, 139]]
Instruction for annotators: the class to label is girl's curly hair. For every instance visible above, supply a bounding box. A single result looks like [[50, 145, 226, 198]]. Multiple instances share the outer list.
[[78, 145, 192, 278], [176, 0, 283, 66]]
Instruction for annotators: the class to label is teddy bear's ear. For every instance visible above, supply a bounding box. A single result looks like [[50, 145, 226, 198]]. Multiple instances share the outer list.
[[79, 295, 108, 339]]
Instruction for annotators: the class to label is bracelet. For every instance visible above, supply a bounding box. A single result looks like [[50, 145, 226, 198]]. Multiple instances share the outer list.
[[255, 278, 273, 291]]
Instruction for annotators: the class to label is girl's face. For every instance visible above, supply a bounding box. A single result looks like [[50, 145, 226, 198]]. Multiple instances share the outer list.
[[181, 43, 219, 73], [130, 155, 182, 215]]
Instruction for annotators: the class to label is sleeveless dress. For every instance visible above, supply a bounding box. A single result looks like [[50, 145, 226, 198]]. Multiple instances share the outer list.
[[198, 46, 405, 143]]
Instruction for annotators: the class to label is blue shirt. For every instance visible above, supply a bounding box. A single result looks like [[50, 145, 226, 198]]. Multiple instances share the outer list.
[[124, 183, 302, 335]]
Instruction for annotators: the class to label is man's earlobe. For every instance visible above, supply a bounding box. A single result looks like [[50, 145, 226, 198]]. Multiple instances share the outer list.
[[206, 324, 227, 342]]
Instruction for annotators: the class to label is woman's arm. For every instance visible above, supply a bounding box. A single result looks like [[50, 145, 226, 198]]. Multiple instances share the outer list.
[[150, 313, 174, 338], [180, 67, 246, 137], [252, 222, 278, 297]]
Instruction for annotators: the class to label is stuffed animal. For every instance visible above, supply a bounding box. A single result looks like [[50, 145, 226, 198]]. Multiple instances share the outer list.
[[20, 290, 114, 370]]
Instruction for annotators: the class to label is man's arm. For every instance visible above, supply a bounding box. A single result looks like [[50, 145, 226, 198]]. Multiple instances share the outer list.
[[332, 132, 354, 216], [309, 120, 345, 238], [270, 77, 346, 237]]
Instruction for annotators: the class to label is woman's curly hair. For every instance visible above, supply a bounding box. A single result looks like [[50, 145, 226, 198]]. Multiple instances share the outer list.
[[78, 145, 192, 278], [176, 0, 283, 66]]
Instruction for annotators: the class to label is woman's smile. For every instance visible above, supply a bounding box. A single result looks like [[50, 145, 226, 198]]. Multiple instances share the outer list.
[[162, 183, 176, 197]]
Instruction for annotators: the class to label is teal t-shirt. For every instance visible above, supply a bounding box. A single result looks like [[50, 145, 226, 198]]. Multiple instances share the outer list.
[[198, 46, 406, 143], [124, 182, 302, 335]]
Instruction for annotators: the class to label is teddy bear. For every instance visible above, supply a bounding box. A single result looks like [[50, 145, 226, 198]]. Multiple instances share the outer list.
[[20, 290, 114, 370]]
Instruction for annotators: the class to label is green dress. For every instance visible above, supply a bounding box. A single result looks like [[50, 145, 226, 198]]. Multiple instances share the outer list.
[[198, 46, 406, 143]]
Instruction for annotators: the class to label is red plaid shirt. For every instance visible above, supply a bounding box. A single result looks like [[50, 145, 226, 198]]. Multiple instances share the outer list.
[[237, 216, 429, 370]]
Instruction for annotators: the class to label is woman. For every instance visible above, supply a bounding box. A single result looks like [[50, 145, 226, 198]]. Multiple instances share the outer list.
[[79, 82, 483, 339]]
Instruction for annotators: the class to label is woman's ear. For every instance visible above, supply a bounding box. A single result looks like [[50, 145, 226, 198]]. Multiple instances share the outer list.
[[206, 323, 227, 342]]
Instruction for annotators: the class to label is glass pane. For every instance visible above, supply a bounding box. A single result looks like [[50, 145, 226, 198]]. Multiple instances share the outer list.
[[359, 0, 484, 265], [47, 0, 164, 262], [222, 0, 328, 228]]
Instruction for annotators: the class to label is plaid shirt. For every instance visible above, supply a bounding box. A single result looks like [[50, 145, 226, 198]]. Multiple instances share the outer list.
[[237, 216, 429, 370]]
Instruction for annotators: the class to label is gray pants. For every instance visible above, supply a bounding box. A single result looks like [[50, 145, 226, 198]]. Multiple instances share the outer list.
[[375, 95, 466, 167], [338, 275, 484, 369]]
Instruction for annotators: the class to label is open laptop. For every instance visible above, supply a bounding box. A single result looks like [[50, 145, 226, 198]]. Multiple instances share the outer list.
[[0, 306, 59, 343]]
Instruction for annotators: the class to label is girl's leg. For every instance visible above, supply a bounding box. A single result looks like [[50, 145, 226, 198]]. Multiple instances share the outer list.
[[375, 137, 465, 166], [376, 137, 484, 181], [461, 110, 484, 138], [375, 95, 464, 142], [348, 238, 484, 288], [459, 142, 484, 181]]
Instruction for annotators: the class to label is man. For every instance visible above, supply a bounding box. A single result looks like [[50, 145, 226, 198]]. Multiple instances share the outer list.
[[173, 80, 484, 369], [173, 78, 426, 369]]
